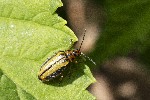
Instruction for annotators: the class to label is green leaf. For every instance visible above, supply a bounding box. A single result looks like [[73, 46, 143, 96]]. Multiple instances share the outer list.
[[0, 0, 96, 100]]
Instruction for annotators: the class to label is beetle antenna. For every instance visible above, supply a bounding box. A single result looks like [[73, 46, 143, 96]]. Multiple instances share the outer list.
[[79, 29, 86, 51], [81, 52, 96, 65]]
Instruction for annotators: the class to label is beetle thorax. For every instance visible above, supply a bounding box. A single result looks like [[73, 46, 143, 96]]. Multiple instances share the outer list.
[[65, 49, 81, 62]]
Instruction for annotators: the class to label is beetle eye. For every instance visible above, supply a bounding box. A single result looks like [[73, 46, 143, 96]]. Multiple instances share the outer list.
[[72, 51, 77, 56]]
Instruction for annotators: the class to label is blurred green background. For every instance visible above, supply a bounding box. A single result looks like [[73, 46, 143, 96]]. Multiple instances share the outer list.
[[57, 0, 150, 100]]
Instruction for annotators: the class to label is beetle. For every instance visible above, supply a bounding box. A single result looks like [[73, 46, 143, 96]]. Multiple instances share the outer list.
[[38, 29, 95, 81]]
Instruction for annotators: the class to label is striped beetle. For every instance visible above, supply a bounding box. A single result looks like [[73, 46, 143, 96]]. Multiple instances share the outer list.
[[38, 29, 95, 81]]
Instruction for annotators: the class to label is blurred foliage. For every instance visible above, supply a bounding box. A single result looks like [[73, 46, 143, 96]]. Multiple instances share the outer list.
[[91, 0, 150, 68]]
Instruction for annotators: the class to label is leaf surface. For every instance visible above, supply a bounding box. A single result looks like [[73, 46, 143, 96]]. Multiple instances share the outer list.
[[0, 0, 96, 100]]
